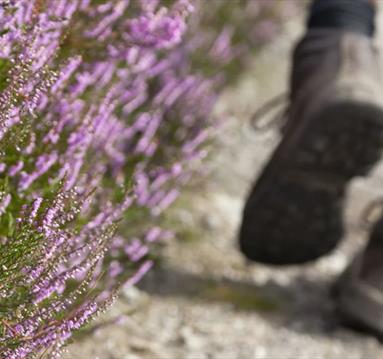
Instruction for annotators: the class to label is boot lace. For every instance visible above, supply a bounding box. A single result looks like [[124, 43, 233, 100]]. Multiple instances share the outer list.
[[250, 92, 288, 133], [360, 197, 383, 229]]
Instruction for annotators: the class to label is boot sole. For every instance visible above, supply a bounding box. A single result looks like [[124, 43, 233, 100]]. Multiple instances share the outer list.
[[335, 279, 383, 340], [239, 101, 383, 265]]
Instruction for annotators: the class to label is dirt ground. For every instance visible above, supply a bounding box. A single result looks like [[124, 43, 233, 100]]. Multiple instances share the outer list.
[[64, 8, 383, 359]]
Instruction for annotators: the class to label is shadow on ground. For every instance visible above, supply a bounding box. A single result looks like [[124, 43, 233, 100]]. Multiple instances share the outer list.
[[138, 263, 352, 338]]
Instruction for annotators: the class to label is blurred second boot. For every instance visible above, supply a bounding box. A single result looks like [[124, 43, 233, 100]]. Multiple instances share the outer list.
[[335, 217, 383, 337]]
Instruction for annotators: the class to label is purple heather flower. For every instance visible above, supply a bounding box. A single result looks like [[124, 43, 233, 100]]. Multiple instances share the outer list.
[[0, 193, 11, 215]]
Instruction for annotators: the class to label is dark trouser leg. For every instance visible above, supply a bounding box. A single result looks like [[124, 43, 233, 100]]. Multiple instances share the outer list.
[[308, 0, 376, 37]]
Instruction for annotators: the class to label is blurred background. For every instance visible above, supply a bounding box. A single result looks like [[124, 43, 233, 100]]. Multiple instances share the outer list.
[[63, 1, 383, 358]]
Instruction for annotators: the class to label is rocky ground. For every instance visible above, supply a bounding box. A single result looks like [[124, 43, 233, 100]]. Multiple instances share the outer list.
[[64, 9, 383, 359]]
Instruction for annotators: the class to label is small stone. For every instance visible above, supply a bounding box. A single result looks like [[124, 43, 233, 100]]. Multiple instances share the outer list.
[[180, 326, 204, 349], [200, 214, 219, 231], [120, 286, 149, 310]]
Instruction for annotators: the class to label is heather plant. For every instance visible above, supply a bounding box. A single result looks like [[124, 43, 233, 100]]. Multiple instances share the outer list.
[[0, 1, 195, 356], [0, 0, 297, 357]]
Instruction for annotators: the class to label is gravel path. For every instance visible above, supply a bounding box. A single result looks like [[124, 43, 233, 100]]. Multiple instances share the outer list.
[[64, 11, 383, 359]]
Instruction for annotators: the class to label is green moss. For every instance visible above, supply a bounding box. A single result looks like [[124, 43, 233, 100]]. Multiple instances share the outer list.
[[202, 283, 279, 312]]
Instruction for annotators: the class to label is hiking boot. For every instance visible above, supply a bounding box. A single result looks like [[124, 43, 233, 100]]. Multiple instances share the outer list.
[[239, 29, 383, 265], [335, 218, 383, 338]]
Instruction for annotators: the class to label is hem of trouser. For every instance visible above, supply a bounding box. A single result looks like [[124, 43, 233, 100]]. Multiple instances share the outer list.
[[307, 0, 376, 37]]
